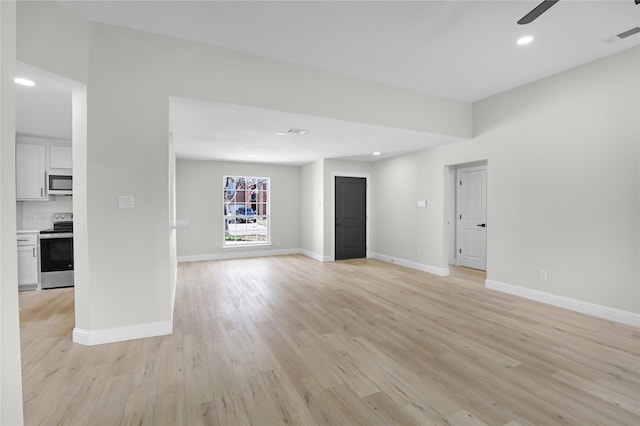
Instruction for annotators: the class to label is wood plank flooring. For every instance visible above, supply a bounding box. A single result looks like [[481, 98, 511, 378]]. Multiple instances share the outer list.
[[19, 255, 640, 425]]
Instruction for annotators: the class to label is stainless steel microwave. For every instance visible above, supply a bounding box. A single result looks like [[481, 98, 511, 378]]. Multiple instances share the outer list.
[[47, 170, 72, 195]]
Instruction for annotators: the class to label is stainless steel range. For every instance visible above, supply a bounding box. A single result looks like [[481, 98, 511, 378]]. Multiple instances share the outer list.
[[40, 213, 74, 289]]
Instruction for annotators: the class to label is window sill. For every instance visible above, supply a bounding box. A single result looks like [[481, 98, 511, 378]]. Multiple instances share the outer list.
[[222, 243, 272, 249]]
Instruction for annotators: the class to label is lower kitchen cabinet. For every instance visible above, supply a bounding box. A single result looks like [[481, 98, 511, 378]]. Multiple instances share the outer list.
[[17, 233, 39, 290]]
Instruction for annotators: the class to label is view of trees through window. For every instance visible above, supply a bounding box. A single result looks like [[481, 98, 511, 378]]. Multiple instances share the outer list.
[[223, 176, 269, 246]]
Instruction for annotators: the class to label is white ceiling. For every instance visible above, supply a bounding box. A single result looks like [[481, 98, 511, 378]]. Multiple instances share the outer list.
[[16, 1, 640, 163], [15, 62, 82, 141], [170, 97, 463, 164], [60, 0, 640, 102]]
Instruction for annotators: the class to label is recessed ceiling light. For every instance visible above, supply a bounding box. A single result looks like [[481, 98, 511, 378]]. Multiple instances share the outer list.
[[275, 132, 286, 136], [14, 77, 35, 86], [373, 152, 381, 156], [517, 36, 534, 46], [248, 154, 257, 158]]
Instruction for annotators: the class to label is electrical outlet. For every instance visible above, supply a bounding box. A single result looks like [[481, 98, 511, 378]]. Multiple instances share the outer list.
[[30, 215, 37, 223], [539, 270, 548, 281]]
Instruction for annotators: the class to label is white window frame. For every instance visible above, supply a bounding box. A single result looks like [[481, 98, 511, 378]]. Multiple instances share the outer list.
[[223, 176, 270, 248]]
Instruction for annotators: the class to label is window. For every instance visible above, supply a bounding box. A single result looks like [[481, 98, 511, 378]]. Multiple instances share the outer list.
[[223, 176, 270, 246]]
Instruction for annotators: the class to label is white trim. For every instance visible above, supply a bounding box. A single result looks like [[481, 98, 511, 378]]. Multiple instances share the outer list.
[[223, 242, 272, 249], [371, 252, 450, 277], [447, 167, 457, 265], [222, 175, 271, 248], [455, 164, 487, 271], [178, 248, 301, 263], [300, 249, 332, 262], [72, 321, 173, 346], [445, 160, 488, 268], [485, 279, 640, 327], [332, 172, 371, 261], [178, 249, 334, 263]]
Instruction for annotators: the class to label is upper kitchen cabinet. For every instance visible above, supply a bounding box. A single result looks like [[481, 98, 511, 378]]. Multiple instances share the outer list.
[[50, 144, 72, 169], [16, 143, 47, 200]]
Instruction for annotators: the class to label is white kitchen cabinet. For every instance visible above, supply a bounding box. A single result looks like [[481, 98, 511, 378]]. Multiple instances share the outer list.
[[17, 233, 39, 290], [50, 144, 72, 169], [16, 143, 47, 200]]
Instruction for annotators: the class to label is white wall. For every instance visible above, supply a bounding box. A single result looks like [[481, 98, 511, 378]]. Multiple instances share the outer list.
[[176, 158, 375, 263], [16, 0, 90, 83], [373, 47, 640, 315], [0, 1, 24, 423], [168, 134, 177, 318], [176, 159, 301, 260], [300, 159, 324, 260], [17, 196, 73, 230], [476, 47, 639, 314], [373, 153, 441, 264], [72, 85, 90, 339]]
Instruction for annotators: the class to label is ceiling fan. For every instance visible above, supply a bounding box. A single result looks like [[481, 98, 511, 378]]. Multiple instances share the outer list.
[[518, 0, 640, 25]]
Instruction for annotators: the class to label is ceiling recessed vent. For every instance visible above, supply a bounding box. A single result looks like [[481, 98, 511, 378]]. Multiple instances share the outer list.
[[617, 27, 640, 39], [287, 128, 308, 135], [603, 27, 640, 44]]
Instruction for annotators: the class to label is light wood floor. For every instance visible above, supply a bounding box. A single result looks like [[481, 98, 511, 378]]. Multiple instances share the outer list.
[[20, 256, 640, 425]]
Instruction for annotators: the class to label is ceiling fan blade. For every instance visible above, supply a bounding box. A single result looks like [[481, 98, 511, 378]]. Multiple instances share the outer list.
[[518, 0, 560, 25]]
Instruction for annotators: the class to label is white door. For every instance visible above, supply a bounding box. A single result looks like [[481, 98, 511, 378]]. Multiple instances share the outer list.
[[456, 166, 487, 270]]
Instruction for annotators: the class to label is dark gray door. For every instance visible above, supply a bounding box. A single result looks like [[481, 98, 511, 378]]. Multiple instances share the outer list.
[[335, 177, 366, 260]]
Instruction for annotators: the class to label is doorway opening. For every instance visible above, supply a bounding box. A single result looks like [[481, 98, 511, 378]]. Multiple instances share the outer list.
[[446, 161, 488, 274], [15, 62, 82, 289]]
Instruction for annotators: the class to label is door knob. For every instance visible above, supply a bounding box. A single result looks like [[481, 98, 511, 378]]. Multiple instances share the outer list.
[[477, 224, 486, 227]]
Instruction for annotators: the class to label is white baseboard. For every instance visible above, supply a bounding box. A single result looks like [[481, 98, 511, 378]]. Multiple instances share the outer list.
[[300, 250, 332, 262], [73, 321, 173, 346], [485, 279, 640, 327], [370, 252, 450, 277], [178, 248, 301, 263], [178, 249, 336, 263]]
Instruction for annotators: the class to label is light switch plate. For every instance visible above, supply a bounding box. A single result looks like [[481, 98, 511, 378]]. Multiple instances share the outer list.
[[417, 200, 427, 208], [119, 195, 135, 209]]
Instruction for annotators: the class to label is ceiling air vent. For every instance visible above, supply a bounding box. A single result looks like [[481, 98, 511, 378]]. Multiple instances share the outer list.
[[287, 128, 309, 135], [603, 27, 640, 44], [617, 27, 640, 39]]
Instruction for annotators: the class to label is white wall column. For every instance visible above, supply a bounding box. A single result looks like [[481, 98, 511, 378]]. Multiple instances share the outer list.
[[0, 0, 25, 423]]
